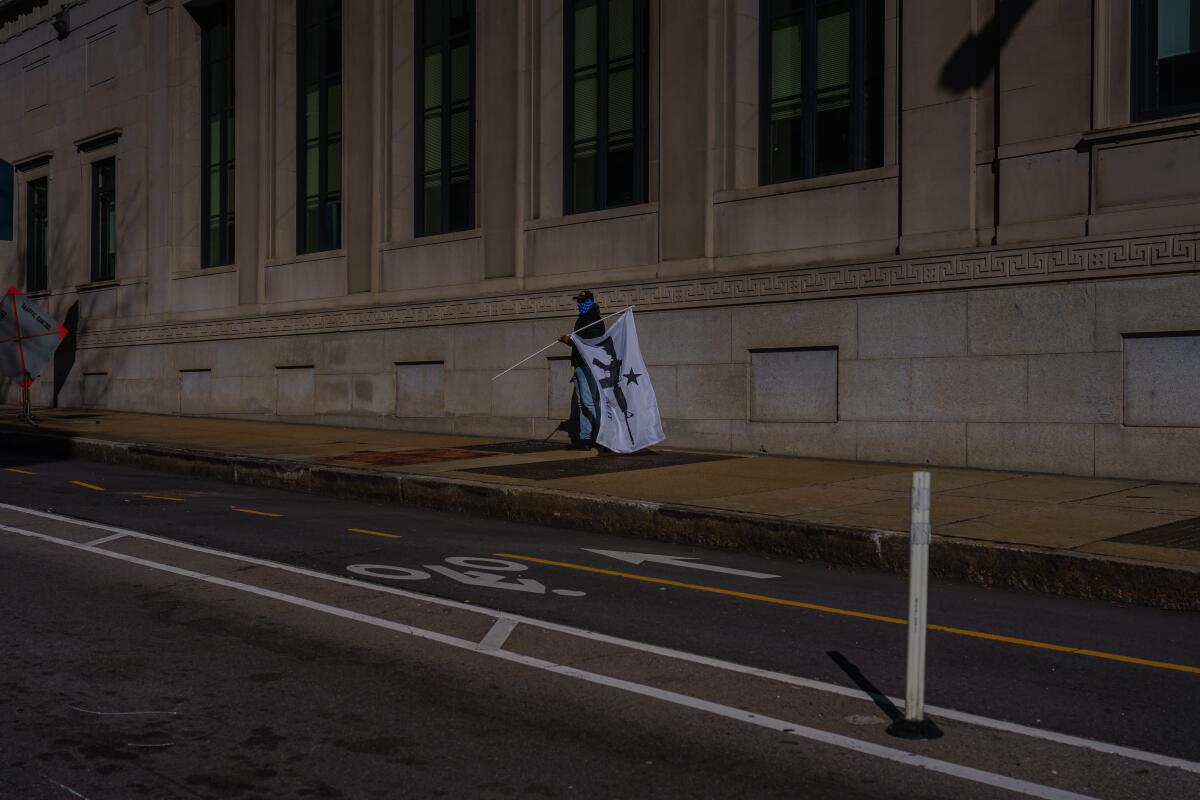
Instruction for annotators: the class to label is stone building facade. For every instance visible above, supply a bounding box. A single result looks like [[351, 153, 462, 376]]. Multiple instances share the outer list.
[[1, 0, 1199, 481]]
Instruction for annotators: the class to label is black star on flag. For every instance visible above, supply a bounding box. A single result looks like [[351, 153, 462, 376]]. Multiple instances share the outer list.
[[624, 369, 641, 386]]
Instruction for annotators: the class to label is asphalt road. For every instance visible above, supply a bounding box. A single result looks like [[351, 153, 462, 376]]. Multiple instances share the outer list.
[[2, 449, 1198, 799]]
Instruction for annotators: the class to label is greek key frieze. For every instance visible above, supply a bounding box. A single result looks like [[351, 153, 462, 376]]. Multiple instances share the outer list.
[[77, 230, 1199, 349]]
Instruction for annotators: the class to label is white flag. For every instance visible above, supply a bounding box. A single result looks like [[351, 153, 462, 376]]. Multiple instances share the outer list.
[[571, 309, 665, 453]]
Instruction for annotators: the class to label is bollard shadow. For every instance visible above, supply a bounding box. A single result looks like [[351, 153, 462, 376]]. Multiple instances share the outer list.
[[827, 650, 944, 740], [827, 650, 903, 723]]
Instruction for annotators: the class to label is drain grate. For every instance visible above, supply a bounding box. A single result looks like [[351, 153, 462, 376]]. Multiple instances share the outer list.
[[1111, 517, 1200, 551], [463, 450, 736, 480], [325, 448, 487, 466]]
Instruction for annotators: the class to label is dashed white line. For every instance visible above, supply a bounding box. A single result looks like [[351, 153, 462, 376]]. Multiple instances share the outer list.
[[42, 775, 88, 799], [479, 618, 519, 651], [85, 533, 127, 547]]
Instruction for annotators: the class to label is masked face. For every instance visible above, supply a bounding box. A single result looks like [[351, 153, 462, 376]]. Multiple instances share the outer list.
[[577, 298, 594, 314]]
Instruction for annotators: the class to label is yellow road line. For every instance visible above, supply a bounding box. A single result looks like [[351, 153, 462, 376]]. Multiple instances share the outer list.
[[232, 507, 283, 518], [494, 554, 906, 625], [4, 468, 36, 475], [70, 480, 105, 492], [143, 495, 184, 502], [348, 527, 402, 539], [495, 552, 1200, 677]]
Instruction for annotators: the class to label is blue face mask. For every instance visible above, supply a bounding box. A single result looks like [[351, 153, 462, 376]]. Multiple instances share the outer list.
[[577, 298, 594, 314]]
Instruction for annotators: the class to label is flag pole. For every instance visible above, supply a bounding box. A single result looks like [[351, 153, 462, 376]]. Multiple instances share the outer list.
[[491, 306, 633, 381]]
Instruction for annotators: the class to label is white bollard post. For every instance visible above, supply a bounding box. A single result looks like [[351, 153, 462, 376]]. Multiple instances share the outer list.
[[888, 471, 942, 739]]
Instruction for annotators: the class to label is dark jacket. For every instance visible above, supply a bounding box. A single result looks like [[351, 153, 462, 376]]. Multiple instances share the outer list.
[[571, 305, 605, 367]]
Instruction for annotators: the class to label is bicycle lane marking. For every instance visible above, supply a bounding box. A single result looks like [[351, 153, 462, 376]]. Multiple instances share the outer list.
[[0, 519, 1100, 800], [0, 500, 1196, 777]]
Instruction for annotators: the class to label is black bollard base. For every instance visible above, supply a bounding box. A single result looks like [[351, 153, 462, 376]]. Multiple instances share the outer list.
[[887, 717, 944, 740]]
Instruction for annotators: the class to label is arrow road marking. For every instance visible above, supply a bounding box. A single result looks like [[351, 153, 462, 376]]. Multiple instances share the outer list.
[[582, 549, 780, 579]]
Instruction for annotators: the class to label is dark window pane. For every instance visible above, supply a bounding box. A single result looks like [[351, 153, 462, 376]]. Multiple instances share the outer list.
[[305, 203, 321, 252], [305, 145, 320, 200], [572, 150, 597, 213], [815, 1, 852, 174], [816, 3, 851, 91], [609, 0, 633, 59], [305, 24, 322, 81], [451, 43, 470, 102], [574, 1, 598, 68], [1158, 50, 1200, 107], [423, 179, 442, 234], [424, 0, 443, 45], [565, 0, 646, 212], [761, 0, 884, 183], [328, 79, 341, 135], [325, 193, 341, 247], [201, 1, 235, 266], [574, 73, 598, 140], [865, 0, 884, 167], [423, 50, 442, 111], [207, 221, 221, 262], [26, 179, 48, 291], [424, 114, 442, 173], [297, 0, 341, 252], [416, 0, 473, 235], [768, 10, 803, 182], [608, 66, 633, 135], [449, 174, 471, 230], [326, 138, 341, 196], [607, 137, 635, 205], [92, 160, 117, 281], [325, 18, 341, 76], [1155, 0, 1200, 110], [770, 0, 803, 17], [769, 115, 802, 182], [450, 0, 470, 34], [770, 16, 802, 103], [450, 109, 470, 168]]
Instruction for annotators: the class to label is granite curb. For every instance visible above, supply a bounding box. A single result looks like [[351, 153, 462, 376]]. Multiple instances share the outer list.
[[3, 427, 1198, 611]]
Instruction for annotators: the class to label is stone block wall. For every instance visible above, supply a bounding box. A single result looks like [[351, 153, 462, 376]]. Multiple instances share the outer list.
[[6, 268, 1196, 483]]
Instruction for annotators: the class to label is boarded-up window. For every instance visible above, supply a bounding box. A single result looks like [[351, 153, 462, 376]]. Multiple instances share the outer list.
[[751, 347, 838, 422], [396, 361, 445, 417]]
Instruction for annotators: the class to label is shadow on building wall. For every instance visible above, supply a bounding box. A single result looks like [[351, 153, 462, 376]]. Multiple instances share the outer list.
[[939, 0, 1037, 93], [52, 300, 78, 408]]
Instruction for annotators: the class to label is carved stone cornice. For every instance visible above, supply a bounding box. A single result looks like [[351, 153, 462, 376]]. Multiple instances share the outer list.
[[76, 229, 1200, 349]]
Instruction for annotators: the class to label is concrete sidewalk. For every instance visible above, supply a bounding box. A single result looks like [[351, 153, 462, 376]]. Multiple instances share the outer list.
[[2, 407, 1198, 608]]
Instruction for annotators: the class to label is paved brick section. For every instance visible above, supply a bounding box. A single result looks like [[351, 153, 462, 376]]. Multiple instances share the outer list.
[[2, 408, 1199, 609]]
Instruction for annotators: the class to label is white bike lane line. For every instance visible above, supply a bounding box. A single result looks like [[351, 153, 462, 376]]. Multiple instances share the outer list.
[[0, 518, 1099, 800], [0, 501, 1197, 784]]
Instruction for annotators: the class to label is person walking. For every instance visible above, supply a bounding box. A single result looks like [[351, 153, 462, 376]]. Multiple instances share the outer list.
[[559, 290, 605, 450]]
